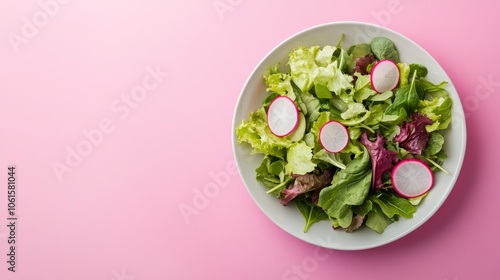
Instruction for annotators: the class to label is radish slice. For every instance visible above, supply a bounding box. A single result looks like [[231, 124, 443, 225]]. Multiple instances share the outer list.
[[267, 96, 299, 137], [370, 59, 400, 93], [391, 159, 434, 198], [319, 121, 349, 153]]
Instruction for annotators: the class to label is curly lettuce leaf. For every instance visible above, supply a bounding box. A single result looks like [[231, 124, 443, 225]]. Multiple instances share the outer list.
[[418, 95, 452, 132], [285, 141, 317, 175], [289, 46, 320, 93], [235, 107, 292, 158], [353, 73, 377, 102]]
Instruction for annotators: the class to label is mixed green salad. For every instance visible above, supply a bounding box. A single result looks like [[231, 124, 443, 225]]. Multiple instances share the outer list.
[[235, 35, 452, 234]]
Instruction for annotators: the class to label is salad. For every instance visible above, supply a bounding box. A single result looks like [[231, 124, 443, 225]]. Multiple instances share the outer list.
[[235, 35, 452, 234]]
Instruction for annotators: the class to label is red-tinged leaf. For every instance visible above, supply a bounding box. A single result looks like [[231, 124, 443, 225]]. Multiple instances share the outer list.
[[360, 132, 399, 191], [280, 170, 333, 206], [394, 113, 433, 155]]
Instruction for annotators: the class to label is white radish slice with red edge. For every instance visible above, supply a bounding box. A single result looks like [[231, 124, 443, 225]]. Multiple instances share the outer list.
[[319, 121, 349, 153], [391, 159, 434, 198], [370, 59, 400, 93], [267, 96, 299, 137]]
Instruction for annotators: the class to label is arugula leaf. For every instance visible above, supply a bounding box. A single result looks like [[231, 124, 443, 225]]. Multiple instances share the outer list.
[[313, 149, 346, 170], [366, 204, 392, 234], [295, 199, 329, 232], [385, 71, 419, 116], [317, 147, 372, 225], [255, 156, 290, 197], [370, 192, 416, 219]]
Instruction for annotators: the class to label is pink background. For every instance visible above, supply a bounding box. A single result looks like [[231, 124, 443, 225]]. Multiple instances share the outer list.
[[0, 0, 499, 279]]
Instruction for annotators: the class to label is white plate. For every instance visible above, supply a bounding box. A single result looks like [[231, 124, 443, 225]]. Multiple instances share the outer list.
[[232, 22, 467, 250]]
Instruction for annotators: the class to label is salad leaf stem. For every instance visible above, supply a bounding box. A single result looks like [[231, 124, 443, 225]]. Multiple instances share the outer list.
[[416, 155, 449, 175]]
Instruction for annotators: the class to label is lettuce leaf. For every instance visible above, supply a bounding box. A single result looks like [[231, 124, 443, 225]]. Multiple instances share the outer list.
[[418, 95, 453, 132], [289, 46, 320, 93], [285, 142, 317, 175], [235, 107, 292, 158], [353, 73, 377, 102], [264, 65, 296, 100]]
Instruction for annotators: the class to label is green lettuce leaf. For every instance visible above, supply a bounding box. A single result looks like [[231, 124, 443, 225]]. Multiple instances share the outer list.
[[263, 65, 296, 100], [235, 107, 292, 158], [289, 46, 319, 93], [315, 45, 336, 67], [418, 95, 453, 132], [353, 73, 377, 102], [285, 141, 317, 175]]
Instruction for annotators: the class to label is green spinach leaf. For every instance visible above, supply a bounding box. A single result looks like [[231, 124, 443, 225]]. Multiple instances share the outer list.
[[295, 199, 329, 233], [370, 37, 400, 63], [317, 147, 372, 224]]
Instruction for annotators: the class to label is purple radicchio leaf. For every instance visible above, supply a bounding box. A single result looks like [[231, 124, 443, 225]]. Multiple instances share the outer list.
[[360, 132, 399, 191], [393, 113, 433, 155], [353, 54, 376, 75]]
